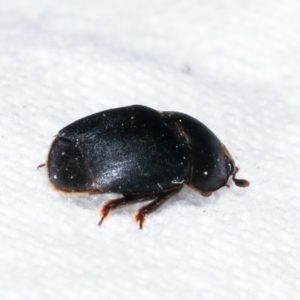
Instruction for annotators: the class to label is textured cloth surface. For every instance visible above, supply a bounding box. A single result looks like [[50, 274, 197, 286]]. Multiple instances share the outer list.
[[1, 1, 300, 299]]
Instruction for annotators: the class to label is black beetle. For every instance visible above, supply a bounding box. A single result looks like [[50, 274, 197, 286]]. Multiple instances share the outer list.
[[39, 105, 249, 229]]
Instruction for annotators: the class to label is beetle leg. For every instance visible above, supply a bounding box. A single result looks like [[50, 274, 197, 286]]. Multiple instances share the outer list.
[[135, 186, 183, 229], [232, 167, 250, 187], [37, 163, 45, 170], [98, 195, 154, 226]]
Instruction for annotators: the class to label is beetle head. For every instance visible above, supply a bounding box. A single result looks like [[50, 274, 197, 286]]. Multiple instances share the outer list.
[[188, 143, 236, 192]]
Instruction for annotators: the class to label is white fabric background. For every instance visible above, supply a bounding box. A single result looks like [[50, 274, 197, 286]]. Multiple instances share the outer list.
[[1, 1, 299, 299]]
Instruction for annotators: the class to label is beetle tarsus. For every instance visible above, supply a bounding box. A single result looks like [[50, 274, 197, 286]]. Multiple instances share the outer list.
[[37, 163, 45, 170], [135, 212, 146, 230], [98, 200, 114, 226], [134, 198, 166, 230], [98, 186, 182, 229], [98, 195, 154, 227], [98, 215, 106, 226], [135, 186, 182, 229], [232, 167, 250, 188]]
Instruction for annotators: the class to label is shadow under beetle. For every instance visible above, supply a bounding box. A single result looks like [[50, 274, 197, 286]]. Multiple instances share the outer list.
[[39, 105, 250, 229]]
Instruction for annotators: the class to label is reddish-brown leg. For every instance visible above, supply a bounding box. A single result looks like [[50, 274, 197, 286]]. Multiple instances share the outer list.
[[98, 195, 155, 226], [232, 167, 250, 187], [37, 163, 45, 170], [135, 186, 182, 229]]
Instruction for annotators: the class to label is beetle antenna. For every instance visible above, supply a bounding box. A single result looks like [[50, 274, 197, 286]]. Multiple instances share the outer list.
[[232, 167, 250, 187]]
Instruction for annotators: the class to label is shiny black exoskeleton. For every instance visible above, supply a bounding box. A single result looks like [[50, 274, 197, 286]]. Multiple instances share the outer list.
[[41, 105, 249, 229]]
